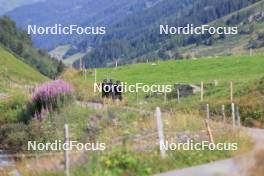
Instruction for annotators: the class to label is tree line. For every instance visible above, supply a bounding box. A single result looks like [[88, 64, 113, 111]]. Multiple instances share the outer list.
[[74, 0, 260, 68], [0, 16, 65, 78]]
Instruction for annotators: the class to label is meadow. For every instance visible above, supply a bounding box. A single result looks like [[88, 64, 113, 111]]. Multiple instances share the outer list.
[[91, 55, 264, 84], [1, 52, 263, 175], [63, 54, 264, 121]]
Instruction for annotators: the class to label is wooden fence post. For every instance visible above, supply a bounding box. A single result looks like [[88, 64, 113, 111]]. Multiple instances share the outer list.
[[200, 81, 204, 102], [231, 103, 236, 128], [230, 81, 233, 103], [164, 91, 167, 104], [177, 89, 180, 103], [64, 124, 70, 176], [222, 105, 226, 123], [206, 104, 210, 119], [204, 119, 214, 143], [236, 106, 241, 127], [156, 107, 166, 158]]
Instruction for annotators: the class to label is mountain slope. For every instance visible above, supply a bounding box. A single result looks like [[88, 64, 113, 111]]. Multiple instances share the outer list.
[[5, 0, 263, 68], [7, 0, 162, 49], [173, 0, 264, 58], [77, 0, 261, 68], [0, 46, 47, 84], [0, 16, 61, 78]]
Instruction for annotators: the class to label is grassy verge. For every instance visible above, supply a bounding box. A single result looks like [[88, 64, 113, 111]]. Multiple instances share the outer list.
[[11, 104, 252, 176]]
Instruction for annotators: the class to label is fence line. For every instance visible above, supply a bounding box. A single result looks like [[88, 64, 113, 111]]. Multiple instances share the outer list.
[[0, 126, 234, 159]]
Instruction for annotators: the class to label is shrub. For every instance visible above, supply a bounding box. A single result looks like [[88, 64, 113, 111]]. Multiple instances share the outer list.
[[0, 120, 60, 151], [0, 93, 27, 125], [0, 123, 29, 151], [26, 80, 74, 121], [99, 148, 151, 176]]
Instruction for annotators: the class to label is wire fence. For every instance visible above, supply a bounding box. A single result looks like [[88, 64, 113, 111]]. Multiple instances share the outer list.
[[0, 79, 260, 176]]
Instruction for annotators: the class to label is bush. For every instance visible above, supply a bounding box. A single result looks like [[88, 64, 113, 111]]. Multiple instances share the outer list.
[[99, 148, 151, 176], [0, 93, 27, 125], [25, 80, 74, 121], [0, 123, 29, 151], [0, 120, 60, 151], [242, 110, 263, 126]]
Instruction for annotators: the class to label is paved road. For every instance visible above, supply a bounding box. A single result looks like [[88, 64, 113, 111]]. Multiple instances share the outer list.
[[154, 127, 264, 176], [155, 158, 242, 176]]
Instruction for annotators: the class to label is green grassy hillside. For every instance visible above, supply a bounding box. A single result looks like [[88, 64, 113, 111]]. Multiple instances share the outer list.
[[63, 54, 264, 105], [0, 17, 61, 78], [0, 46, 48, 125], [62, 54, 264, 127], [0, 46, 48, 85], [0, 51, 259, 175], [90, 55, 264, 84]]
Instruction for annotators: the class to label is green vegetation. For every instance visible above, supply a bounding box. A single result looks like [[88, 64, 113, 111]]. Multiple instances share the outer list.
[[0, 46, 48, 125], [0, 46, 52, 151], [0, 16, 64, 78], [64, 54, 264, 102], [89, 55, 264, 84], [65, 54, 264, 127], [0, 46, 47, 84], [1, 0, 264, 175], [0, 92, 27, 124], [5, 0, 264, 68], [7, 0, 160, 49], [0, 53, 258, 175], [77, 0, 263, 68], [14, 104, 251, 176], [72, 139, 245, 176]]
